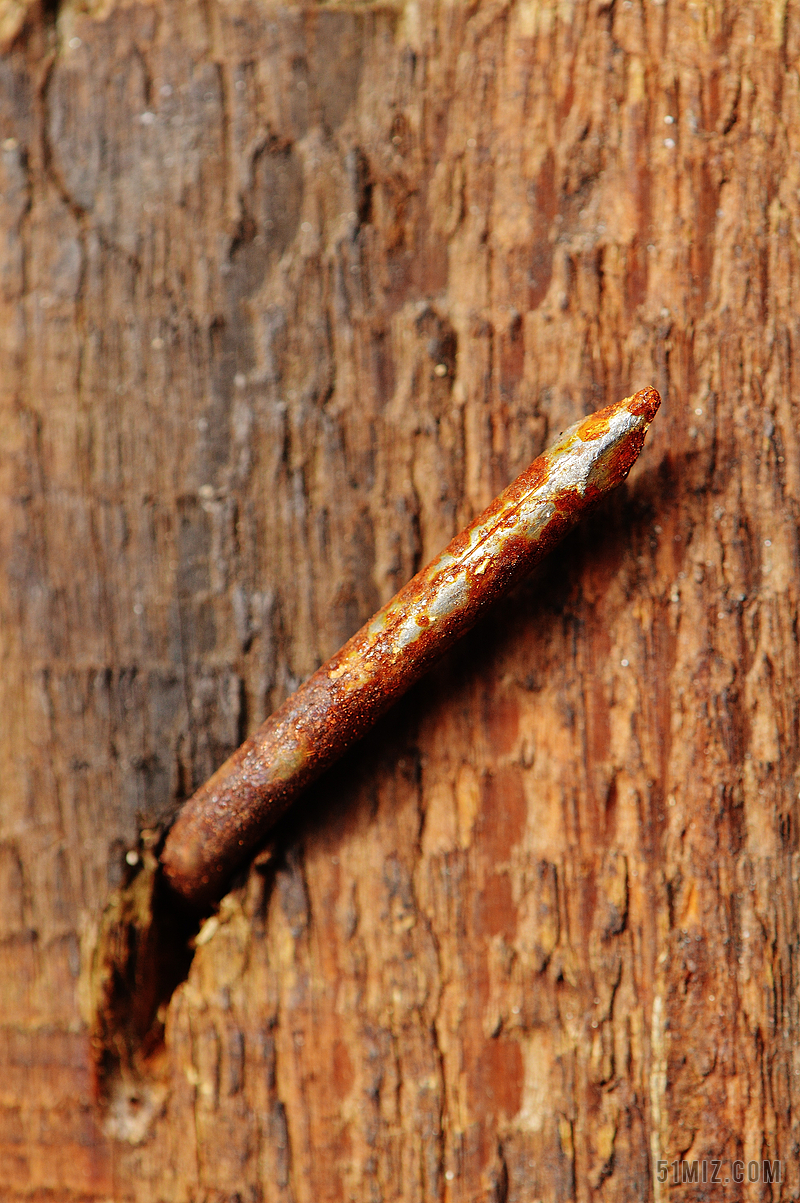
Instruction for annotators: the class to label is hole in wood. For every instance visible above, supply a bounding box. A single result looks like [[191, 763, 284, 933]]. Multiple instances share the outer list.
[[87, 840, 200, 1142]]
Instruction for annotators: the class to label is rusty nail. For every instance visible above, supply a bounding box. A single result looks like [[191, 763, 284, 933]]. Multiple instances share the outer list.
[[161, 387, 661, 909]]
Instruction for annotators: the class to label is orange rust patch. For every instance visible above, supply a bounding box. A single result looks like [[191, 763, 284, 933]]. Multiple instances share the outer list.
[[576, 385, 661, 441], [627, 385, 661, 422], [478, 454, 551, 524], [602, 430, 646, 488], [575, 406, 615, 442], [519, 454, 550, 492], [554, 484, 597, 520]]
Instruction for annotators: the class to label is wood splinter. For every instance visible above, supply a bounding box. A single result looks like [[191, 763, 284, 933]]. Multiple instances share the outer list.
[[161, 387, 661, 909]]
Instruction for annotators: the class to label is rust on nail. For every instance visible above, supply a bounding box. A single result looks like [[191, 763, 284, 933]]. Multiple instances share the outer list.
[[161, 387, 661, 909]]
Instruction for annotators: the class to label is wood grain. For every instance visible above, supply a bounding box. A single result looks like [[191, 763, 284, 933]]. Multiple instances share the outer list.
[[1, 1, 799, 1199]]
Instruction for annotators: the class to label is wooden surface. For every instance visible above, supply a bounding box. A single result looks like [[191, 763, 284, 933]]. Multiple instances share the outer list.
[[1, 1, 799, 1199]]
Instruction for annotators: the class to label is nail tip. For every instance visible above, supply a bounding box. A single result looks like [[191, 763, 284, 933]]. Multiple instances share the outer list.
[[627, 385, 662, 424]]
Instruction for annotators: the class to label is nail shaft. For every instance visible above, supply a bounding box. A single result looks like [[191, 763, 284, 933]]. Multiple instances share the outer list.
[[161, 387, 661, 908]]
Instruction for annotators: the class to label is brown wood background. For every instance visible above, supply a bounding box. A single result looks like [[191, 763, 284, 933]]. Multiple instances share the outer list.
[[1, 0, 799, 1199]]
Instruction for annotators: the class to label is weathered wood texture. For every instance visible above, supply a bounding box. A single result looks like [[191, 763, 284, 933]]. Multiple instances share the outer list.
[[1, 0, 799, 1199]]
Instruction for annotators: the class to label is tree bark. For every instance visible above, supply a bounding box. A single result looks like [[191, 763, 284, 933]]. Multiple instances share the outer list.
[[1, 1, 798, 1200]]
